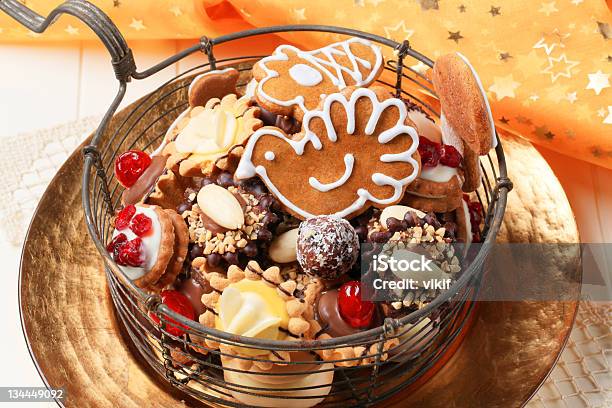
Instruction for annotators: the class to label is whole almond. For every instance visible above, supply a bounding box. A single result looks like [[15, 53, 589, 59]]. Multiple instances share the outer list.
[[197, 184, 244, 230], [380, 205, 426, 230], [268, 228, 298, 264]]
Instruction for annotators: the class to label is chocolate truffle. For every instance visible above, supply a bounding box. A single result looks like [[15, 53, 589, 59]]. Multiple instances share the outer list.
[[297, 216, 359, 279]]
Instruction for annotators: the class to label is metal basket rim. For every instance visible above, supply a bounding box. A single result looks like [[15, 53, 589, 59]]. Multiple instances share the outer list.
[[81, 24, 510, 349]]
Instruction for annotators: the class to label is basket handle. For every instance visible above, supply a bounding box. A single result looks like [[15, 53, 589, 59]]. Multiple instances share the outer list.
[[0, 0, 136, 82]]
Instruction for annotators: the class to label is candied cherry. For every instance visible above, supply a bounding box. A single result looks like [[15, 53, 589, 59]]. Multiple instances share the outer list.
[[439, 145, 462, 168], [417, 136, 441, 168], [149, 290, 195, 337], [107, 233, 127, 260], [338, 281, 375, 329], [115, 204, 136, 230], [130, 213, 152, 237], [114, 150, 152, 188], [116, 237, 144, 267]]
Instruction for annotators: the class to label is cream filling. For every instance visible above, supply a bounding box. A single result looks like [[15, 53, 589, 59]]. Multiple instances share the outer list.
[[420, 165, 459, 183], [112, 206, 162, 280], [174, 108, 239, 154]]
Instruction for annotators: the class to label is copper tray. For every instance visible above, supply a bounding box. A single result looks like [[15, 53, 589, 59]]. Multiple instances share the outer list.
[[19, 121, 580, 407]]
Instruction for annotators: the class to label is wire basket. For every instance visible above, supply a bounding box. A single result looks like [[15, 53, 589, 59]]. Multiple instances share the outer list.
[[2, 1, 512, 406]]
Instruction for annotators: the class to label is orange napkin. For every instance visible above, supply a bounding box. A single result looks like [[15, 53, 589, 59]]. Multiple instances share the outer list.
[[1, 0, 610, 169]]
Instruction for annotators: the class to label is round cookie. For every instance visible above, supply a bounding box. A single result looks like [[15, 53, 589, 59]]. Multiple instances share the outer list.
[[153, 209, 189, 290], [401, 191, 463, 213], [107, 204, 176, 289], [432, 52, 496, 156]]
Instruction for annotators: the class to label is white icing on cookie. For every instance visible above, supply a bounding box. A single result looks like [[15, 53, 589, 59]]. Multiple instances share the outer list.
[[309, 153, 354, 192], [244, 78, 258, 99], [112, 206, 162, 280], [235, 88, 419, 218], [256, 38, 383, 113], [264, 151, 275, 161], [289, 63, 324, 87], [151, 107, 191, 156], [187, 67, 237, 99], [420, 165, 458, 183], [456, 52, 497, 150]]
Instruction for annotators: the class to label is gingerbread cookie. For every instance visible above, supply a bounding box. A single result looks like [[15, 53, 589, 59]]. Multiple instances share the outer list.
[[188, 67, 240, 108], [433, 52, 497, 156], [106, 204, 175, 289], [153, 209, 189, 290], [162, 94, 262, 177], [235, 86, 420, 219], [253, 38, 384, 121], [147, 169, 193, 211]]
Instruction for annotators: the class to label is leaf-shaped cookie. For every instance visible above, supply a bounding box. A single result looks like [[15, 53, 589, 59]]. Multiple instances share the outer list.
[[253, 38, 384, 121], [235, 86, 421, 219]]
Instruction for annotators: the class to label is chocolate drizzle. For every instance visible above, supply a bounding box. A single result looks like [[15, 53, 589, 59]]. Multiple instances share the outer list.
[[317, 290, 381, 338], [245, 263, 292, 298]]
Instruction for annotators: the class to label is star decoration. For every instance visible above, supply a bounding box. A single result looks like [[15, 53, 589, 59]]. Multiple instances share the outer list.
[[544, 131, 555, 140], [448, 31, 464, 44], [597, 22, 611, 40], [458, 4, 467, 12], [169, 6, 183, 16], [541, 53, 579, 83], [489, 6, 501, 17], [65, 25, 79, 35], [570, 0, 583, 4], [538, 1, 558, 16], [597, 108, 607, 117], [369, 11, 382, 23], [500, 116, 510, 124], [586, 70, 610, 95], [129, 18, 146, 31], [499, 52, 513, 62], [566, 92, 578, 103], [529, 93, 540, 101], [384, 20, 415, 41], [533, 125, 549, 138], [489, 74, 521, 100], [113, 0, 120, 7], [603, 107, 612, 125], [293, 8, 306, 21], [607, 56, 612, 63], [418, 0, 439, 11], [533, 29, 569, 55]]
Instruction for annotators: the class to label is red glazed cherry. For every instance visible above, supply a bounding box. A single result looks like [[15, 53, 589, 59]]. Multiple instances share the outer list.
[[114, 150, 152, 188], [130, 213, 152, 237], [338, 281, 375, 329], [107, 233, 128, 260], [439, 145, 462, 168], [116, 237, 144, 267], [417, 136, 441, 168], [149, 290, 196, 337], [115, 205, 136, 230]]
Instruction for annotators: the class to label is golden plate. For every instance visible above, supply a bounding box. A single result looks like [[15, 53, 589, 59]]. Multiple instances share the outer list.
[[20, 108, 580, 407]]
